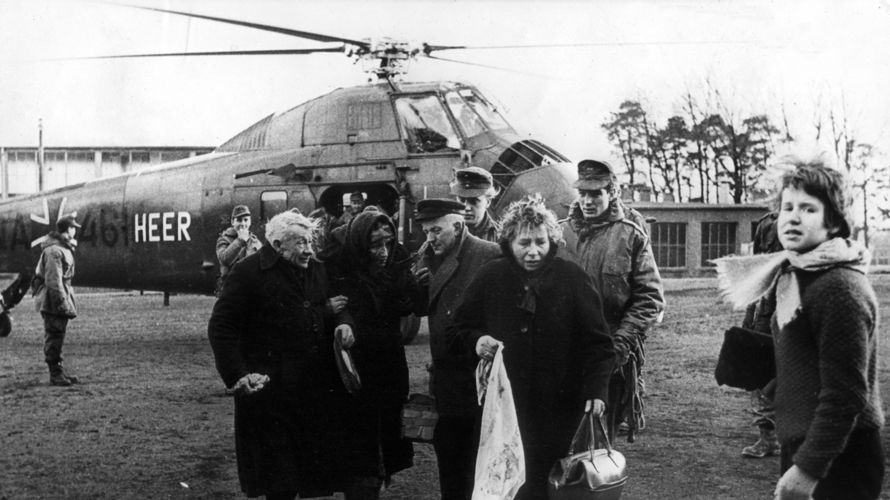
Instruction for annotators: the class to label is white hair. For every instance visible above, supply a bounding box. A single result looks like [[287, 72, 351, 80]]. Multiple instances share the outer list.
[[265, 210, 318, 244]]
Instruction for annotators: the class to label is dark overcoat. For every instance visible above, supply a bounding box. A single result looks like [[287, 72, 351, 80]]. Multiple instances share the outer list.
[[415, 228, 500, 417], [319, 211, 418, 479], [207, 244, 352, 498], [448, 250, 615, 499]]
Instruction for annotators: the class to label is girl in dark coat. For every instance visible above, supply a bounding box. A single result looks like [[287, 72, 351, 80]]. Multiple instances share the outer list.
[[449, 195, 615, 500], [319, 209, 419, 499], [208, 210, 355, 499]]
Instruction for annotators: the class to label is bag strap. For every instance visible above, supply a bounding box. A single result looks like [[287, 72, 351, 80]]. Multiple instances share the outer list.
[[565, 407, 615, 457]]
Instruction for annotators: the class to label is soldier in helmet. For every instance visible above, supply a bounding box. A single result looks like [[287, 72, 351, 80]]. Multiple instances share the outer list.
[[450, 167, 500, 242]]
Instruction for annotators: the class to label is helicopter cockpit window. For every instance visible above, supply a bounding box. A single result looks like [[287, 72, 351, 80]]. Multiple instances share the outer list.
[[459, 88, 511, 131], [444, 91, 486, 138], [394, 95, 460, 154]]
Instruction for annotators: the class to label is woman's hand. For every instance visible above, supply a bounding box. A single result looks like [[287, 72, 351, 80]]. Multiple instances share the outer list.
[[585, 399, 606, 417], [327, 295, 348, 314], [335, 324, 355, 348], [774, 465, 817, 500], [475, 335, 499, 360]]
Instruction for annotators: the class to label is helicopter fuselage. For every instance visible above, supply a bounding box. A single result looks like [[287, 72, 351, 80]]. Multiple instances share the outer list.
[[0, 81, 576, 295]]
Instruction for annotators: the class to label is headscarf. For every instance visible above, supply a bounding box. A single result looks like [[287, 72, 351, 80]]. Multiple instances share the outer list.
[[713, 237, 870, 330]]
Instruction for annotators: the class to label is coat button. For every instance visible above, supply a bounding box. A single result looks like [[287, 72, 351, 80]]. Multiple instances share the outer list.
[[303, 301, 311, 308], [520, 326, 528, 333]]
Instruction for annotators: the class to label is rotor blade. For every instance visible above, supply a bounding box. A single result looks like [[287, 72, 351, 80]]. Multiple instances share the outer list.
[[424, 40, 748, 54], [104, 2, 368, 48], [45, 47, 345, 61], [423, 54, 553, 79]]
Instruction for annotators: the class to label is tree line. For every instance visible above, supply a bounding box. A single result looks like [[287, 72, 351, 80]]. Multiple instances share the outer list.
[[601, 87, 889, 243]]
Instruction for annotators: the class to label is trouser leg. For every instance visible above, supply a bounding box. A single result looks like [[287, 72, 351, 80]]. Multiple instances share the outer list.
[[433, 415, 478, 500], [343, 476, 380, 500], [42, 313, 68, 366]]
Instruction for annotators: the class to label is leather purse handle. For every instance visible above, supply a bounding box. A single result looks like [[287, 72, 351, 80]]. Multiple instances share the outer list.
[[565, 408, 615, 458]]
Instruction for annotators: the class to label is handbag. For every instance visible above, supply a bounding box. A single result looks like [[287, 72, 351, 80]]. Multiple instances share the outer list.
[[547, 409, 627, 500], [714, 326, 775, 390], [333, 335, 361, 394], [400, 393, 438, 442]]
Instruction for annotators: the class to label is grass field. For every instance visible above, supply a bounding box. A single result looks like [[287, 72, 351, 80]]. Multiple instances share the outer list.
[[1, 277, 889, 499]]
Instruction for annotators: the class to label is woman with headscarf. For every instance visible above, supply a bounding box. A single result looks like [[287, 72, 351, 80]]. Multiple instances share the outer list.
[[448, 195, 615, 500], [319, 209, 419, 499]]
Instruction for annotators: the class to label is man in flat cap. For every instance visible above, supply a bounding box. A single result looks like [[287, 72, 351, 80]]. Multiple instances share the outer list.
[[450, 167, 500, 242], [32, 215, 82, 386], [216, 205, 262, 295], [413, 198, 500, 500], [558, 159, 665, 442]]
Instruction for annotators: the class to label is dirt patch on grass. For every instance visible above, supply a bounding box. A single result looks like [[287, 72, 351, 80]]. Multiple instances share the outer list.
[[2, 277, 890, 499]]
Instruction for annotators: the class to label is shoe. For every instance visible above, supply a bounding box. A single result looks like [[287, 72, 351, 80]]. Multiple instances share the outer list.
[[741, 436, 780, 458], [50, 372, 73, 386]]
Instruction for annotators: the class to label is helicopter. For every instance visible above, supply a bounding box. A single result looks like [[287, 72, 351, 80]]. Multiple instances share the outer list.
[[0, 3, 581, 336]]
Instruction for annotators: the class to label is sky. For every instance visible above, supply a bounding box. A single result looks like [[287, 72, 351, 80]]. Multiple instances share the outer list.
[[1, 0, 889, 166]]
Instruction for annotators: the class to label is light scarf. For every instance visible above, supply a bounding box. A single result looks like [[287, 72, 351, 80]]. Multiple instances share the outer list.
[[713, 238, 870, 330]]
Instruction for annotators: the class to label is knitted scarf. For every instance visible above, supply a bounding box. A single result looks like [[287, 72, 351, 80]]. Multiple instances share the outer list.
[[713, 237, 870, 329]]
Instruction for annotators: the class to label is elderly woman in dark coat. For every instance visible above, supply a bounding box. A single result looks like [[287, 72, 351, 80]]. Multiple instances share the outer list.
[[319, 209, 419, 499], [449, 195, 615, 500], [207, 210, 354, 500]]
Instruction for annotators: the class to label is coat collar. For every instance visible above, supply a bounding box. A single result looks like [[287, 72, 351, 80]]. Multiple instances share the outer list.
[[428, 226, 471, 304]]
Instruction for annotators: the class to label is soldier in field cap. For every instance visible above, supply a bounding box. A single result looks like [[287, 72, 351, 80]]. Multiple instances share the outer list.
[[450, 167, 500, 242], [559, 158, 664, 442], [32, 215, 82, 386], [215, 204, 262, 295], [413, 198, 501, 500]]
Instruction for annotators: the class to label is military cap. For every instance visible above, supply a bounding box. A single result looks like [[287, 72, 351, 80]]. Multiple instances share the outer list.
[[231, 205, 251, 219], [56, 215, 82, 233], [572, 159, 616, 190], [414, 198, 466, 222], [450, 167, 494, 198]]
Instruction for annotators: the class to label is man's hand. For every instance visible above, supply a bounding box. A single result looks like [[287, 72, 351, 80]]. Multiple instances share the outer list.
[[327, 295, 348, 314], [414, 267, 431, 287], [236, 226, 250, 242], [335, 324, 355, 348], [230, 373, 270, 396], [774, 465, 818, 500], [475, 335, 499, 360], [585, 399, 606, 417], [614, 339, 631, 367]]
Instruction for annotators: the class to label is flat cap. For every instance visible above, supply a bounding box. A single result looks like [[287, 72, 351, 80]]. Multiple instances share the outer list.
[[415, 198, 466, 222], [231, 205, 251, 219], [450, 166, 494, 198], [56, 215, 81, 232], [572, 159, 616, 190]]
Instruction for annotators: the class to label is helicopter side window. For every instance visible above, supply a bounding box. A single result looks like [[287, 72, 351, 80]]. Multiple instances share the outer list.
[[394, 96, 460, 154], [445, 91, 486, 138]]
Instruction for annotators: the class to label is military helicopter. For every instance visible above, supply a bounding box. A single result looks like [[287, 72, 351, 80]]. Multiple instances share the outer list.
[[0, 4, 581, 336]]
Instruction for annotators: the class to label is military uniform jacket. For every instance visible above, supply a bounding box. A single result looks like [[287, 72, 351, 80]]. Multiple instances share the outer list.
[[33, 232, 77, 318], [215, 227, 262, 280], [558, 203, 664, 349], [415, 229, 500, 416]]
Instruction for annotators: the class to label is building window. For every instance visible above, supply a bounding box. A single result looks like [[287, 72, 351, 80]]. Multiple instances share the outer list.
[[701, 222, 737, 266], [130, 151, 150, 163], [160, 151, 190, 163], [651, 222, 687, 268], [68, 151, 94, 162]]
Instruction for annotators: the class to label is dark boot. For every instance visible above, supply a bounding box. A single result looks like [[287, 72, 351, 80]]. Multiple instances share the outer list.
[[343, 476, 381, 500], [48, 363, 72, 386]]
